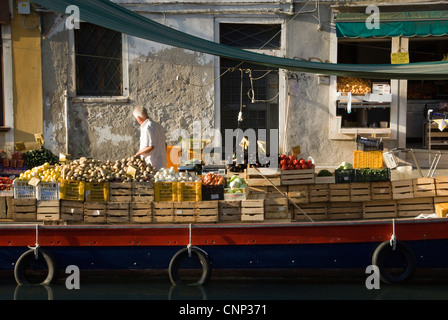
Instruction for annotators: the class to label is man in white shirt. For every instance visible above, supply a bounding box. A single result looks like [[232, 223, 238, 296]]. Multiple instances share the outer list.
[[133, 106, 167, 170]]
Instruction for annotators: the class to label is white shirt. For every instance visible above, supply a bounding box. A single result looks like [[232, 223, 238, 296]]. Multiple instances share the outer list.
[[140, 118, 167, 170]]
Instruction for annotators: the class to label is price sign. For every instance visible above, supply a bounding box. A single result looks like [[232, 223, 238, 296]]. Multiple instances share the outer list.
[[391, 51, 409, 64]]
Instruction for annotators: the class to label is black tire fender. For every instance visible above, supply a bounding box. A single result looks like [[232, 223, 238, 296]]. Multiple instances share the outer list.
[[372, 240, 416, 284], [14, 249, 56, 286], [168, 246, 211, 286]]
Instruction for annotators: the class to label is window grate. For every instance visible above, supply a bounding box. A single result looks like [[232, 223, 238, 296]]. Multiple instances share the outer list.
[[220, 23, 281, 49], [75, 23, 122, 96]]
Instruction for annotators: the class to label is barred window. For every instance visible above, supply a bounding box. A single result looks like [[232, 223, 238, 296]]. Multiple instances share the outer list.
[[75, 23, 122, 96]]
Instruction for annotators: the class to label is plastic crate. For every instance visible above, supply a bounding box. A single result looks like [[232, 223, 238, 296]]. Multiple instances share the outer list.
[[353, 150, 383, 169], [59, 180, 85, 201], [36, 182, 60, 200], [224, 187, 248, 201], [355, 168, 390, 182], [177, 181, 202, 201], [0, 183, 14, 197], [85, 182, 110, 202], [356, 135, 383, 151], [335, 169, 356, 184], [13, 180, 36, 199], [202, 184, 224, 201], [154, 182, 178, 202]]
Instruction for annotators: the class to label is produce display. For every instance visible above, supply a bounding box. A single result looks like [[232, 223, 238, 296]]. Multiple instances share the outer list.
[[154, 167, 200, 183], [225, 175, 248, 195], [279, 154, 314, 170], [58, 157, 155, 183], [23, 147, 59, 169], [317, 169, 333, 177], [337, 77, 371, 94], [0, 176, 13, 190], [202, 173, 225, 186], [17, 162, 61, 182]]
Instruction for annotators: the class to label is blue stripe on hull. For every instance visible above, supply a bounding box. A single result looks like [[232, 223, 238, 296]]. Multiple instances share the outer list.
[[1, 240, 448, 272]]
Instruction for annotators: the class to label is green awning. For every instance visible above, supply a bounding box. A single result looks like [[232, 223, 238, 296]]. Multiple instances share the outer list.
[[31, 0, 448, 80], [336, 11, 448, 38]]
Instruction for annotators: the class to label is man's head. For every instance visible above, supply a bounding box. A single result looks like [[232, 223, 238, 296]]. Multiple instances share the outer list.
[[133, 106, 149, 125]]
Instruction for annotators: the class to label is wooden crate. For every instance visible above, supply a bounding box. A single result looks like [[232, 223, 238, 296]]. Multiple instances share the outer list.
[[434, 176, 448, 196], [328, 202, 362, 220], [13, 199, 37, 222], [106, 202, 130, 223], [0, 196, 7, 219], [434, 196, 448, 204], [132, 181, 155, 202], [247, 168, 281, 186], [363, 200, 397, 219], [280, 169, 315, 186], [130, 202, 152, 223], [329, 184, 350, 202], [218, 200, 241, 222], [293, 202, 327, 221], [109, 182, 132, 202], [397, 197, 434, 217], [370, 181, 392, 200], [37, 200, 60, 221], [287, 185, 309, 204], [248, 186, 287, 199], [413, 177, 436, 198], [196, 201, 219, 223], [241, 199, 264, 222], [264, 198, 289, 220], [60, 200, 84, 222], [350, 183, 371, 202], [85, 182, 110, 202], [84, 202, 107, 223], [392, 180, 414, 200], [174, 201, 196, 223], [309, 184, 329, 203]]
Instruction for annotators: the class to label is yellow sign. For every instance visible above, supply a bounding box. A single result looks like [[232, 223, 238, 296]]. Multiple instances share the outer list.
[[391, 51, 410, 64]]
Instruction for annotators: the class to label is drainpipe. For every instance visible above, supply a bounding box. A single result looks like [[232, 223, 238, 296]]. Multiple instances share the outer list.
[[64, 89, 69, 154]]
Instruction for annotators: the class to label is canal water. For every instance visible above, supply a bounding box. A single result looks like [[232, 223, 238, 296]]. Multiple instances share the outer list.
[[2, 276, 448, 300]]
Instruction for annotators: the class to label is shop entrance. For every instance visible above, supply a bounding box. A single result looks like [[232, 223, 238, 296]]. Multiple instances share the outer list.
[[407, 36, 448, 149]]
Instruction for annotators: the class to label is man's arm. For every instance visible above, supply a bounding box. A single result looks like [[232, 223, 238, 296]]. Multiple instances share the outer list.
[[135, 146, 155, 157]]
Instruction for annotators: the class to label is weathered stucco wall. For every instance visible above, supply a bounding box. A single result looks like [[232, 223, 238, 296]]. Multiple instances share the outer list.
[[41, 13, 215, 161], [282, 4, 352, 166]]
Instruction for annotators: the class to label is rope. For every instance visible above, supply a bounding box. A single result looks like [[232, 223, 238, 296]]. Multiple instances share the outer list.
[[28, 224, 40, 260], [252, 167, 314, 222], [187, 223, 192, 257], [390, 219, 397, 251]]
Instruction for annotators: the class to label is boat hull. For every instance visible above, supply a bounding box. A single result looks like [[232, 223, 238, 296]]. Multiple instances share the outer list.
[[1, 218, 448, 281]]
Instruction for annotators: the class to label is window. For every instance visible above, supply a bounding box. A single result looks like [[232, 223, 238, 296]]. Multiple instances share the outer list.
[[219, 23, 280, 157], [220, 23, 281, 49], [75, 23, 122, 96], [336, 39, 392, 130]]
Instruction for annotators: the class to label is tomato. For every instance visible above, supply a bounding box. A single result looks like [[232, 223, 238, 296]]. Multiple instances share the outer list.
[[280, 154, 287, 160], [280, 159, 286, 166], [288, 165, 294, 170], [299, 158, 305, 165], [295, 164, 301, 170], [289, 155, 295, 161], [293, 159, 299, 166], [306, 160, 312, 166], [301, 164, 308, 169], [282, 165, 288, 170]]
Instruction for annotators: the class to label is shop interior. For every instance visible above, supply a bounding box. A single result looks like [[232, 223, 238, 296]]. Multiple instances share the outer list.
[[337, 36, 448, 149]]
